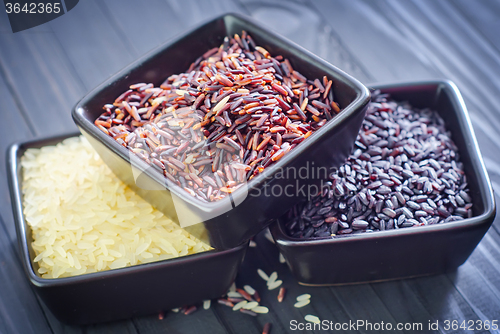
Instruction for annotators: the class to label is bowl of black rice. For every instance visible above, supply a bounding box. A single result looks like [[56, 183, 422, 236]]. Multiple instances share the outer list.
[[271, 80, 496, 285]]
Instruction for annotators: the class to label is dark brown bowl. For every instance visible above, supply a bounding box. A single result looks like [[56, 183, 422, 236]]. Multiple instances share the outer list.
[[270, 80, 496, 285], [71, 13, 370, 250], [7, 133, 247, 325]]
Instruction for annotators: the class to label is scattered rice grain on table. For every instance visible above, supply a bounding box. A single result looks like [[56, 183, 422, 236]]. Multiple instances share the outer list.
[[257, 268, 269, 281], [21, 136, 212, 279], [243, 301, 259, 309], [232, 300, 248, 311], [96, 32, 341, 203], [277, 287, 286, 302], [268, 279, 283, 290], [296, 293, 311, 301], [305, 314, 320, 324], [252, 306, 269, 314], [243, 285, 256, 295]]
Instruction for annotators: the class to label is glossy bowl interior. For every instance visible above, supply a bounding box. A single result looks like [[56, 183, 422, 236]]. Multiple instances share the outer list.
[[7, 133, 247, 325], [72, 12, 370, 250], [271, 80, 496, 286]]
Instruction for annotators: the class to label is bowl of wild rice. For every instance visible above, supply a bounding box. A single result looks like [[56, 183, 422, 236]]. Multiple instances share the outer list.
[[271, 80, 495, 285], [7, 133, 247, 325], [72, 13, 370, 250]]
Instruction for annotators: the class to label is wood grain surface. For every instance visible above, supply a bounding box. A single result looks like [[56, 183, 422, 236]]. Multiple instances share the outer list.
[[0, 1, 499, 333]]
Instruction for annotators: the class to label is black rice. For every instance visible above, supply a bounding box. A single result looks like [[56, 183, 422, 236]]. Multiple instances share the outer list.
[[284, 91, 473, 238]]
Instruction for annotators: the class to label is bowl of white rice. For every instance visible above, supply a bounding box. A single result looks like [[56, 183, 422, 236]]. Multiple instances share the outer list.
[[7, 133, 247, 325]]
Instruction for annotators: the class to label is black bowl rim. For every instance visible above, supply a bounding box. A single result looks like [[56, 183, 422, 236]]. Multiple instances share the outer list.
[[271, 79, 496, 247], [71, 12, 371, 214], [6, 132, 248, 288]]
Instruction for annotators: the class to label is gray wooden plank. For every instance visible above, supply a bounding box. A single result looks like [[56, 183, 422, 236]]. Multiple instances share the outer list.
[[228, 231, 354, 334], [454, 230, 500, 322], [330, 285, 412, 334], [48, 0, 137, 89], [0, 72, 49, 333], [447, 262, 500, 333], [39, 301, 140, 334]]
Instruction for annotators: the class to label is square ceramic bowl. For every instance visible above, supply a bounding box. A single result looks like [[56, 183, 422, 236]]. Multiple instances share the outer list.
[[7, 133, 247, 325], [72, 13, 370, 250], [270, 80, 496, 285]]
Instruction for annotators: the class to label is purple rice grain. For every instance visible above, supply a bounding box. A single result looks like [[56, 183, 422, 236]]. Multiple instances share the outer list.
[[284, 91, 473, 238]]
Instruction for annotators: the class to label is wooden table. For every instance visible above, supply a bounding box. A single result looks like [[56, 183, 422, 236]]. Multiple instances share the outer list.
[[1, 1, 499, 333]]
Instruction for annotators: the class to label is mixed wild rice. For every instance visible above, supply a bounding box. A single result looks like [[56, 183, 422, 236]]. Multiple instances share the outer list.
[[284, 91, 473, 238], [95, 32, 340, 202]]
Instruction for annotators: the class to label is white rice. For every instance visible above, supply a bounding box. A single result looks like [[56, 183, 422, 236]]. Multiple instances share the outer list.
[[305, 314, 320, 324], [294, 299, 311, 308], [227, 291, 242, 298], [267, 279, 282, 290], [243, 285, 256, 295], [232, 300, 247, 311], [242, 301, 259, 310], [257, 268, 269, 281], [267, 271, 278, 285], [21, 136, 212, 279], [251, 306, 269, 314]]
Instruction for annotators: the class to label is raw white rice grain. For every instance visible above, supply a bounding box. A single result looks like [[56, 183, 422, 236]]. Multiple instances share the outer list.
[[21, 136, 212, 278], [257, 268, 269, 281], [203, 300, 211, 310]]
